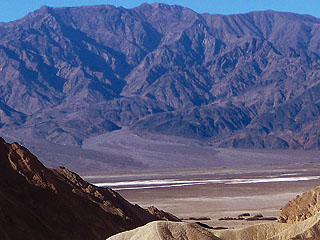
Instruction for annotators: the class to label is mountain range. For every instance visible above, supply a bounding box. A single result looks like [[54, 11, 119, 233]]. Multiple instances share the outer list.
[[0, 3, 320, 149]]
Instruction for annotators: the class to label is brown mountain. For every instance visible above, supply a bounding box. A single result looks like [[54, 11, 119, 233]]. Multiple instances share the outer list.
[[0, 4, 320, 149], [279, 186, 320, 224], [0, 137, 159, 240]]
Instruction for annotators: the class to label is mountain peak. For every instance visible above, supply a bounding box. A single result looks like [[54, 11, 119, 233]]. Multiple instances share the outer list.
[[39, 5, 52, 11]]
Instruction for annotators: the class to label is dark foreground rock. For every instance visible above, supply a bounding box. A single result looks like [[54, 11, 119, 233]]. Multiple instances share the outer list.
[[0, 138, 159, 240]]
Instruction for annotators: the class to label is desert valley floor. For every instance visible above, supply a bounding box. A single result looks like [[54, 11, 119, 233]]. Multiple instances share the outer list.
[[83, 164, 320, 229]]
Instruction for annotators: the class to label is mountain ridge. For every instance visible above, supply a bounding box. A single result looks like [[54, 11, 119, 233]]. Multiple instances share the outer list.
[[0, 3, 320, 149]]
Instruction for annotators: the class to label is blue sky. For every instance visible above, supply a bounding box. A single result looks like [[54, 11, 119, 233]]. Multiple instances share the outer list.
[[1, 0, 319, 22]]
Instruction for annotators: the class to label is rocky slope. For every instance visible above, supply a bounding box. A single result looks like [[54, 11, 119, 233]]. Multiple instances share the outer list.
[[146, 206, 181, 222], [0, 4, 320, 149], [0, 137, 161, 240], [279, 186, 320, 223]]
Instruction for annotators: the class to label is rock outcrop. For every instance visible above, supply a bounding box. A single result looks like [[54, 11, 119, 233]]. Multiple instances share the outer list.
[[279, 186, 320, 223], [146, 206, 181, 222], [0, 138, 158, 240]]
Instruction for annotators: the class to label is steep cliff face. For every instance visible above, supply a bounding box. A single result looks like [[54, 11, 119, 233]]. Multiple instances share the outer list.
[[0, 4, 320, 148], [0, 138, 158, 240]]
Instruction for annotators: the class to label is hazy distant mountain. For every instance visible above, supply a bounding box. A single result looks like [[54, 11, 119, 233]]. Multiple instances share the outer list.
[[0, 3, 320, 149]]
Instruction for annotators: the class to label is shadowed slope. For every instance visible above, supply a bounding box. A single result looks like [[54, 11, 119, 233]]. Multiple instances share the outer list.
[[0, 138, 158, 240]]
